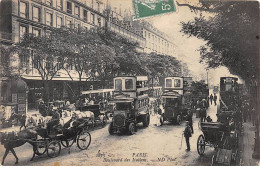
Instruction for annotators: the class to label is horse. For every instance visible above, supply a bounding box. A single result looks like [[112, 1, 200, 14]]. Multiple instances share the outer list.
[[0, 129, 38, 165], [9, 112, 27, 131]]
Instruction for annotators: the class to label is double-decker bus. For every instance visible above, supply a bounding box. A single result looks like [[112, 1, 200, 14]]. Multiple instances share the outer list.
[[160, 76, 192, 125], [218, 77, 239, 115], [109, 76, 150, 135]]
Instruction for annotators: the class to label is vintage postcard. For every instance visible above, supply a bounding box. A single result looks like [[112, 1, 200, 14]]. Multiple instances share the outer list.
[[0, 0, 259, 166]]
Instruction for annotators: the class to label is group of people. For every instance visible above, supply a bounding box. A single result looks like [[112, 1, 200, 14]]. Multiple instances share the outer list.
[[209, 93, 218, 105]]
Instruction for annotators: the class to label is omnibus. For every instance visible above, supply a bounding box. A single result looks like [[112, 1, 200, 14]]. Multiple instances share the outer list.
[[160, 76, 191, 125], [218, 77, 239, 115], [109, 76, 150, 135]]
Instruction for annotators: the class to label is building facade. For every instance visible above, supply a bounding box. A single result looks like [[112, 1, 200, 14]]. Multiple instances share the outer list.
[[0, 0, 107, 107], [0, 0, 176, 108], [105, 7, 175, 56]]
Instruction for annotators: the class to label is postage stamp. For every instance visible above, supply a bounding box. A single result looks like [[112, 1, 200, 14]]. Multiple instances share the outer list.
[[132, 0, 177, 19]]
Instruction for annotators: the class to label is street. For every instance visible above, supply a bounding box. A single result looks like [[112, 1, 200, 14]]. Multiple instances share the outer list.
[[0, 100, 219, 166]]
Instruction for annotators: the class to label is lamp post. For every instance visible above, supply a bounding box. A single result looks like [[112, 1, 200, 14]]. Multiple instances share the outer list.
[[206, 68, 209, 85], [252, 62, 260, 159]]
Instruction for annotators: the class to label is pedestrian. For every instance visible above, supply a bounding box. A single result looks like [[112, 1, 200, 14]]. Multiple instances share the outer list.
[[158, 106, 162, 115], [185, 110, 193, 133], [210, 94, 213, 105], [183, 121, 192, 151], [213, 94, 217, 106], [200, 107, 207, 122]]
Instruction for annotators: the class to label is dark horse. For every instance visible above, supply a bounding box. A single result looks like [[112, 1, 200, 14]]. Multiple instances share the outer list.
[[0, 129, 38, 165], [9, 112, 27, 131]]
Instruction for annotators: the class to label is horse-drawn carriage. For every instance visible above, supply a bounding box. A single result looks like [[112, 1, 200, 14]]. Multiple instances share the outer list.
[[1, 114, 92, 165], [34, 118, 91, 158], [197, 122, 238, 166]]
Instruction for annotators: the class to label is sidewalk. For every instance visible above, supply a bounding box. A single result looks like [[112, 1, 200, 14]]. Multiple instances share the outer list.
[[240, 122, 260, 166]]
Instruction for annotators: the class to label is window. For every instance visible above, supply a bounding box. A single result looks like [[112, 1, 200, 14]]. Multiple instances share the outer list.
[[75, 22, 80, 30], [96, 2, 100, 12], [166, 79, 172, 88], [148, 33, 150, 39], [32, 6, 40, 22], [97, 17, 101, 27], [19, 1, 28, 18], [20, 50, 30, 67], [46, 57, 53, 70], [32, 28, 40, 37], [46, 12, 53, 26], [83, 9, 88, 21], [67, 1, 72, 14], [67, 19, 73, 28], [46, 30, 51, 37], [57, 16, 63, 28], [91, 0, 94, 8], [19, 25, 28, 40], [46, 0, 52, 6], [125, 79, 133, 90], [57, 57, 63, 70], [90, 13, 95, 24], [174, 79, 181, 87], [57, 0, 63, 10], [75, 6, 80, 17], [115, 79, 122, 91]]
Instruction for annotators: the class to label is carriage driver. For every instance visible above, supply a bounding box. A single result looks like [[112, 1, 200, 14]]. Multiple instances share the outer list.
[[63, 113, 78, 137]]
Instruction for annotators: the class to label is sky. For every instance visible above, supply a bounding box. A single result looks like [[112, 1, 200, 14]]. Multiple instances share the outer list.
[[108, 0, 242, 85]]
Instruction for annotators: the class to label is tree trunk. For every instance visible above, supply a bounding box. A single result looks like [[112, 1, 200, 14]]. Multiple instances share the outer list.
[[43, 80, 50, 103]]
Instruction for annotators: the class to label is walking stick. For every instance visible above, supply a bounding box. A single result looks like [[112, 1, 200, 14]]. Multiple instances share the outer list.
[[180, 133, 184, 150]]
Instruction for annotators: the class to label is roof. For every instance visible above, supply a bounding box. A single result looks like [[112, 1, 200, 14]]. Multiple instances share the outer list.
[[81, 89, 114, 95]]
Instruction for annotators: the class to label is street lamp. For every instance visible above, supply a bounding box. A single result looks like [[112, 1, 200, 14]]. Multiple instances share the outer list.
[[206, 68, 209, 85]]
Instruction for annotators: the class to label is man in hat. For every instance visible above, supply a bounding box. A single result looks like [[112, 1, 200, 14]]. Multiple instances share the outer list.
[[185, 110, 194, 133], [183, 121, 192, 151]]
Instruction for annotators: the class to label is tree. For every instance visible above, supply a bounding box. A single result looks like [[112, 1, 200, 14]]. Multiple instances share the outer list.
[[179, 1, 259, 83], [0, 45, 18, 77], [15, 32, 66, 102]]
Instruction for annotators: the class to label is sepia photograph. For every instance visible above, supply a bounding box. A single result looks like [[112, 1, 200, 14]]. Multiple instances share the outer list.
[[0, 0, 259, 166]]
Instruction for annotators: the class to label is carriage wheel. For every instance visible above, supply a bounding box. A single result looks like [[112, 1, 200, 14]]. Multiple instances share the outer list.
[[61, 138, 74, 148], [211, 155, 217, 166], [197, 134, 206, 156], [35, 139, 47, 155], [47, 141, 61, 158], [77, 131, 91, 150]]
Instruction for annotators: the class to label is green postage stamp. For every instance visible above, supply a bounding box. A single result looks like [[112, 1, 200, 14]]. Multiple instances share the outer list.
[[132, 0, 177, 19]]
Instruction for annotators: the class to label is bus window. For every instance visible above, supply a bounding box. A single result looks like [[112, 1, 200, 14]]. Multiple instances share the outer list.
[[115, 79, 122, 90], [174, 79, 181, 87], [125, 79, 133, 89], [166, 79, 172, 88], [115, 102, 132, 110]]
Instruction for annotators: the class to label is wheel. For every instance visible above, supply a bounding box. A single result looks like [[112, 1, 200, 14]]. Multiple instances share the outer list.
[[143, 114, 150, 127], [77, 131, 91, 150], [108, 123, 114, 135], [197, 134, 206, 156], [211, 155, 216, 166], [128, 122, 135, 135], [176, 115, 181, 125], [160, 115, 164, 126], [47, 141, 61, 158], [61, 138, 74, 148], [35, 139, 47, 155]]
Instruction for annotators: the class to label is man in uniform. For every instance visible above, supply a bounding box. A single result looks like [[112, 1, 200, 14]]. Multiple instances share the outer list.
[[183, 121, 192, 151]]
